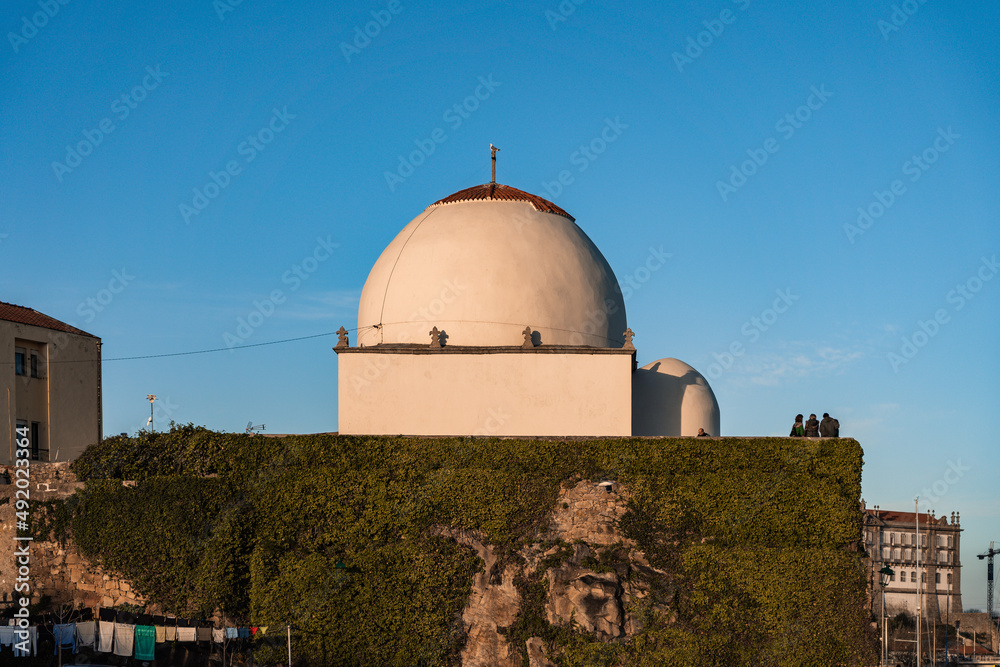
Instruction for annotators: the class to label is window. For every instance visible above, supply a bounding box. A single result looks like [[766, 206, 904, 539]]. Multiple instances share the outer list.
[[29, 351, 39, 378], [15, 348, 26, 376], [902, 533, 909, 545], [894, 548, 901, 560], [948, 536, 953, 548], [948, 573, 953, 584], [935, 572, 941, 584], [30, 422, 41, 461], [911, 572, 917, 583]]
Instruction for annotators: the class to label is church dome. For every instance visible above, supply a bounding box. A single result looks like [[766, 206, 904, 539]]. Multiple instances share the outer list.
[[632, 358, 721, 436], [357, 183, 627, 348]]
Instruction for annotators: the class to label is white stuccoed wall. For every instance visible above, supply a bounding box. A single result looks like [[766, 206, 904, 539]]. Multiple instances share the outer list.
[[338, 348, 633, 437]]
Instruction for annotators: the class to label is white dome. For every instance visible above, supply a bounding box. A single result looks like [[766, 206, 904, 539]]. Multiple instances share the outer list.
[[357, 183, 627, 348], [632, 358, 721, 436]]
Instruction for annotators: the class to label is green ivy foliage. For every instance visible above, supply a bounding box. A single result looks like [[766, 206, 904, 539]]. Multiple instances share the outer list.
[[55, 427, 875, 666]]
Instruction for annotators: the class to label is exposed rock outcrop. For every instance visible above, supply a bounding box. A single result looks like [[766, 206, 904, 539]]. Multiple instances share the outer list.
[[438, 479, 672, 665], [432, 527, 521, 667]]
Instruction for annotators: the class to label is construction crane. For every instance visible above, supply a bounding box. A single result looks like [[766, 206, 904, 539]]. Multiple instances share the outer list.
[[979, 541, 1000, 619]]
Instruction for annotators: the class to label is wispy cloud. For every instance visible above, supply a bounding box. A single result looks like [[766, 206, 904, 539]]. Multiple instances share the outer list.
[[729, 340, 866, 387], [273, 289, 361, 321]]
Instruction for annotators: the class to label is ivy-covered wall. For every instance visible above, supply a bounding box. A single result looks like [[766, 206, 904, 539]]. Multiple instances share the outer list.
[[36, 426, 875, 666]]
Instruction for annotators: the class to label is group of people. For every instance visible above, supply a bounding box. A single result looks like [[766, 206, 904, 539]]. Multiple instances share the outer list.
[[789, 412, 839, 438]]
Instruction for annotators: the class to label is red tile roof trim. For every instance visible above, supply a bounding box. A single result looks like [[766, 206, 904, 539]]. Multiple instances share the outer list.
[[864, 509, 949, 525], [429, 183, 575, 221], [0, 301, 98, 338]]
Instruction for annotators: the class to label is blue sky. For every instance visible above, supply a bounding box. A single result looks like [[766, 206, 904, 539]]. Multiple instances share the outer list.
[[3, 1, 997, 608]]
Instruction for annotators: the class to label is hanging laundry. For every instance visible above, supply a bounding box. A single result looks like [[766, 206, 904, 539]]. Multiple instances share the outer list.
[[176, 627, 197, 642], [96, 620, 115, 653], [212, 628, 225, 644], [113, 623, 135, 656], [53, 623, 76, 655], [13, 626, 37, 657], [0, 625, 16, 647], [134, 625, 156, 661], [225, 626, 239, 639], [196, 625, 212, 642], [75, 620, 96, 649], [165, 622, 177, 642], [154, 624, 166, 643], [251, 626, 259, 635]]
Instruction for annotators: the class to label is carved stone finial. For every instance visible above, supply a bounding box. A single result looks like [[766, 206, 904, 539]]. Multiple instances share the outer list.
[[622, 328, 635, 350], [522, 326, 534, 349], [335, 326, 349, 348], [429, 326, 442, 348]]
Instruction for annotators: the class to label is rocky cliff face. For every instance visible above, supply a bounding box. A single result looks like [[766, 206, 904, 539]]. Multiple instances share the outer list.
[[443, 479, 669, 666]]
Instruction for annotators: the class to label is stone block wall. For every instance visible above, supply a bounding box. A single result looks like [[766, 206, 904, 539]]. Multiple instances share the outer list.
[[0, 462, 143, 609]]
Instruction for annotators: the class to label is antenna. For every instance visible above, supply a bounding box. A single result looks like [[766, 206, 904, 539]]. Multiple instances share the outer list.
[[245, 422, 266, 435]]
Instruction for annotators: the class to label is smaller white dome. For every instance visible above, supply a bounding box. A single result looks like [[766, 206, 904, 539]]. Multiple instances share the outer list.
[[632, 358, 720, 436]]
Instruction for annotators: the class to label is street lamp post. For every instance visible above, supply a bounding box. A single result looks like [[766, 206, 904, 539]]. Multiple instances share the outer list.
[[146, 394, 157, 432], [880, 565, 895, 667], [916, 497, 922, 667]]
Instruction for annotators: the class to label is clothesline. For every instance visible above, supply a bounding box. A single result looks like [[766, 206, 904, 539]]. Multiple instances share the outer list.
[[0, 614, 270, 660]]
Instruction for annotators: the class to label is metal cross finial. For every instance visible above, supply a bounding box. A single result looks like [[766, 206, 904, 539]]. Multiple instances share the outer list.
[[490, 144, 499, 183]]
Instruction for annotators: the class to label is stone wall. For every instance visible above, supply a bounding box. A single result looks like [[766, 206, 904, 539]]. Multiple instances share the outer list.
[[0, 462, 143, 609]]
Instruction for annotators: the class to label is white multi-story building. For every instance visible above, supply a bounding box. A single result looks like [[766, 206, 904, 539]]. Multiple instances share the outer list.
[[863, 503, 963, 622]]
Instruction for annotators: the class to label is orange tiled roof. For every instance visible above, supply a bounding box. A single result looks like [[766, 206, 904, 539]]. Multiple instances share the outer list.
[[0, 301, 97, 338], [865, 509, 948, 525], [429, 183, 575, 221]]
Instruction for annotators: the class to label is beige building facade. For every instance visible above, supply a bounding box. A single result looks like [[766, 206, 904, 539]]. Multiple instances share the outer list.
[[863, 504, 963, 622], [1, 302, 102, 463]]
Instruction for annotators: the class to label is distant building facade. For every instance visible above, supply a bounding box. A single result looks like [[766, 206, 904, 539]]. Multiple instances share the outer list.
[[0, 302, 102, 463], [863, 503, 963, 622]]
